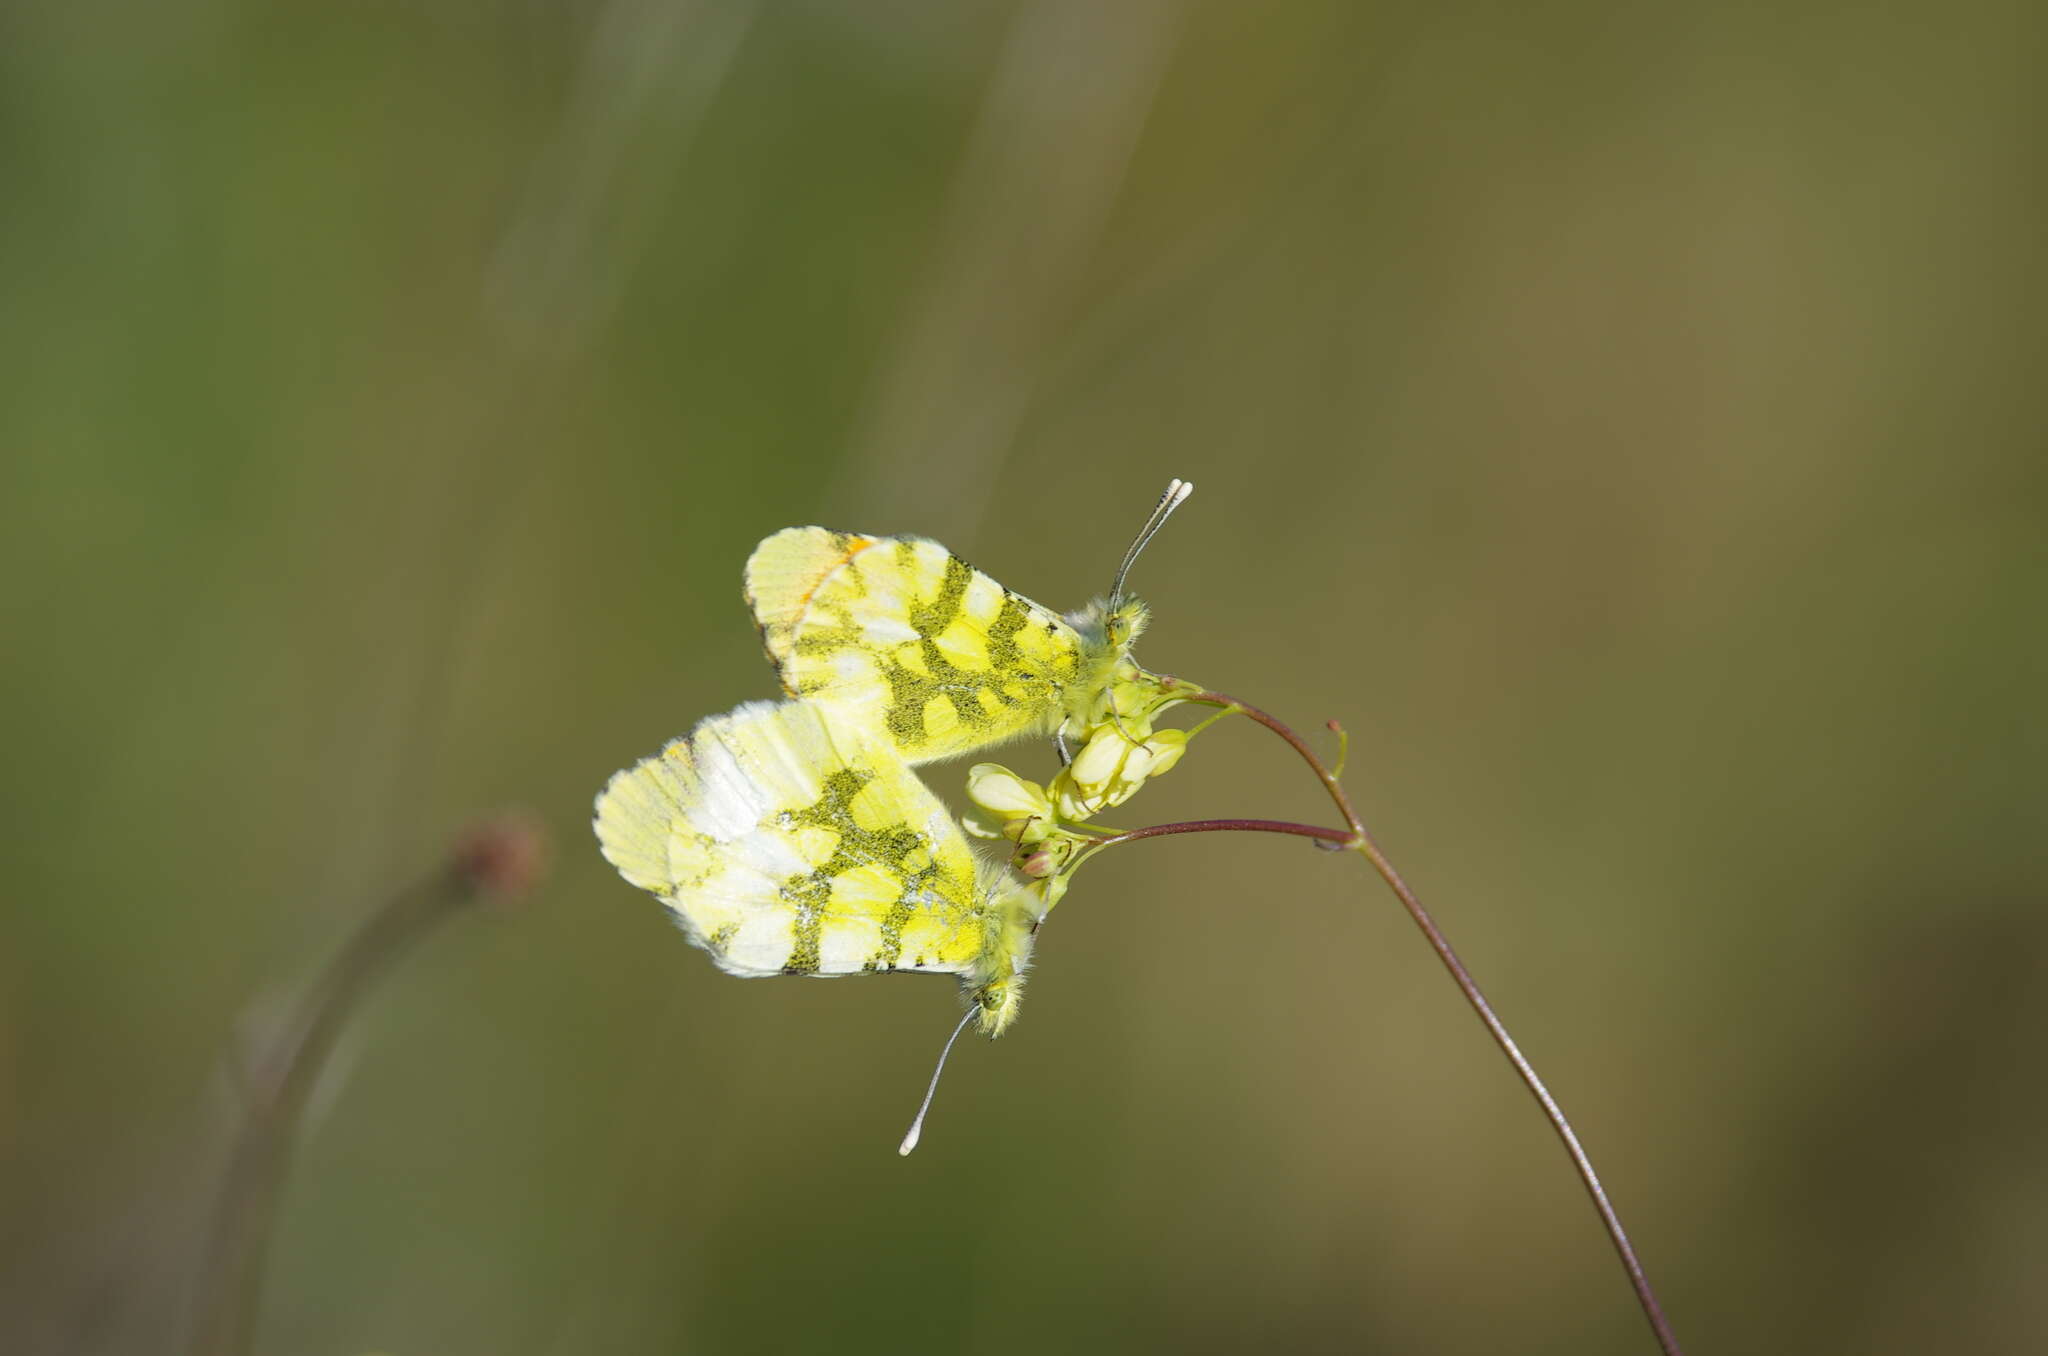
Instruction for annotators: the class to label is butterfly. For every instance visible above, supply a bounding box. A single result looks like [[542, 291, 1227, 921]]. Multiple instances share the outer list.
[[743, 480, 1193, 765], [593, 698, 1039, 1038], [597, 482, 1193, 1149]]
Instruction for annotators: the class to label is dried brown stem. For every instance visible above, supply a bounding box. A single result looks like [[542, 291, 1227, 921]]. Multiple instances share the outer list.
[[185, 818, 541, 1356]]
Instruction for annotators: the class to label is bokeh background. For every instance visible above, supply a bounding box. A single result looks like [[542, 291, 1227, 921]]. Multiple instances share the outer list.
[[4, 2, 2043, 1353]]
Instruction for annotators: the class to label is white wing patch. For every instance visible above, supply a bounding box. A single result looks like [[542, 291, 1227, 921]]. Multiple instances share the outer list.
[[594, 700, 1003, 982]]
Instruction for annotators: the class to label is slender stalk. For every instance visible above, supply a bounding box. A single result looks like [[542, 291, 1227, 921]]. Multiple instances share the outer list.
[[1095, 817, 1355, 850], [186, 819, 542, 1356], [1131, 688, 1685, 1356]]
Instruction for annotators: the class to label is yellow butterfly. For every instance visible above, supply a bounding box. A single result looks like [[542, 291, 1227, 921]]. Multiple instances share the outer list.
[[593, 699, 1039, 1038], [744, 480, 1193, 764]]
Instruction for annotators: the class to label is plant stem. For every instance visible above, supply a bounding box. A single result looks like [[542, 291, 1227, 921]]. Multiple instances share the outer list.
[[1134, 689, 1685, 1356], [185, 819, 540, 1356], [1095, 817, 1355, 850]]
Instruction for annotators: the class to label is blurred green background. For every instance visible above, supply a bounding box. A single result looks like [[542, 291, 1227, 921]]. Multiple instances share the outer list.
[[4, 2, 2043, 1352]]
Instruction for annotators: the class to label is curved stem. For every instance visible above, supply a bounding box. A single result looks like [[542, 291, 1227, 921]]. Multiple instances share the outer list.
[[1153, 688, 1685, 1356], [1095, 817, 1356, 849], [1180, 690, 1367, 838], [1069, 817, 1354, 878], [186, 820, 539, 1356], [1346, 833, 1683, 1356]]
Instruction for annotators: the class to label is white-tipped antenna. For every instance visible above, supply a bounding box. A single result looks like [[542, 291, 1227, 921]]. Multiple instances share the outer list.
[[898, 1006, 979, 1156], [1108, 478, 1195, 607]]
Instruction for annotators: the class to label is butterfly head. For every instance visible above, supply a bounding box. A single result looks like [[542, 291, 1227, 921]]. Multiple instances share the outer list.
[[1066, 594, 1151, 656], [972, 968, 1026, 1037]]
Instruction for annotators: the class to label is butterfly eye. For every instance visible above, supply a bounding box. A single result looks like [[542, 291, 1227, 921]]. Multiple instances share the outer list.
[[1103, 599, 1149, 650]]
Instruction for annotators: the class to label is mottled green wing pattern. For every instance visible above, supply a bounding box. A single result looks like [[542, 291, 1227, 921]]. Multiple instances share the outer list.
[[593, 699, 1037, 1032], [744, 528, 1093, 763]]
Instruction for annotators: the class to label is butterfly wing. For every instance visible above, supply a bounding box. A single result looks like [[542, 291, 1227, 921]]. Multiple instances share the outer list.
[[595, 699, 1027, 989], [744, 528, 1087, 763]]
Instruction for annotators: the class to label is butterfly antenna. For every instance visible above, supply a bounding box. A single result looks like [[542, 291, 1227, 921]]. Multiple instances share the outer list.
[[1108, 478, 1194, 607], [898, 1006, 979, 1156]]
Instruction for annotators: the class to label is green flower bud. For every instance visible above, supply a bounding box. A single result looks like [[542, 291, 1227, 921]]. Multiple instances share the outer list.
[[967, 763, 1050, 819], [1069, 726, 1131, 786], [1054, 725, 1191, 819]]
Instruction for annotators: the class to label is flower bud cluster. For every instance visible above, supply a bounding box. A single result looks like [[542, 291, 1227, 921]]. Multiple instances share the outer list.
[[963, 682, 1192, 907]]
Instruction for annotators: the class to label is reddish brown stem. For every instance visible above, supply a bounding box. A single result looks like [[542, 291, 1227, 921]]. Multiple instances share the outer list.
[[1142, 690, 1685, 1356], [1095, 818, 1355, 849]]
